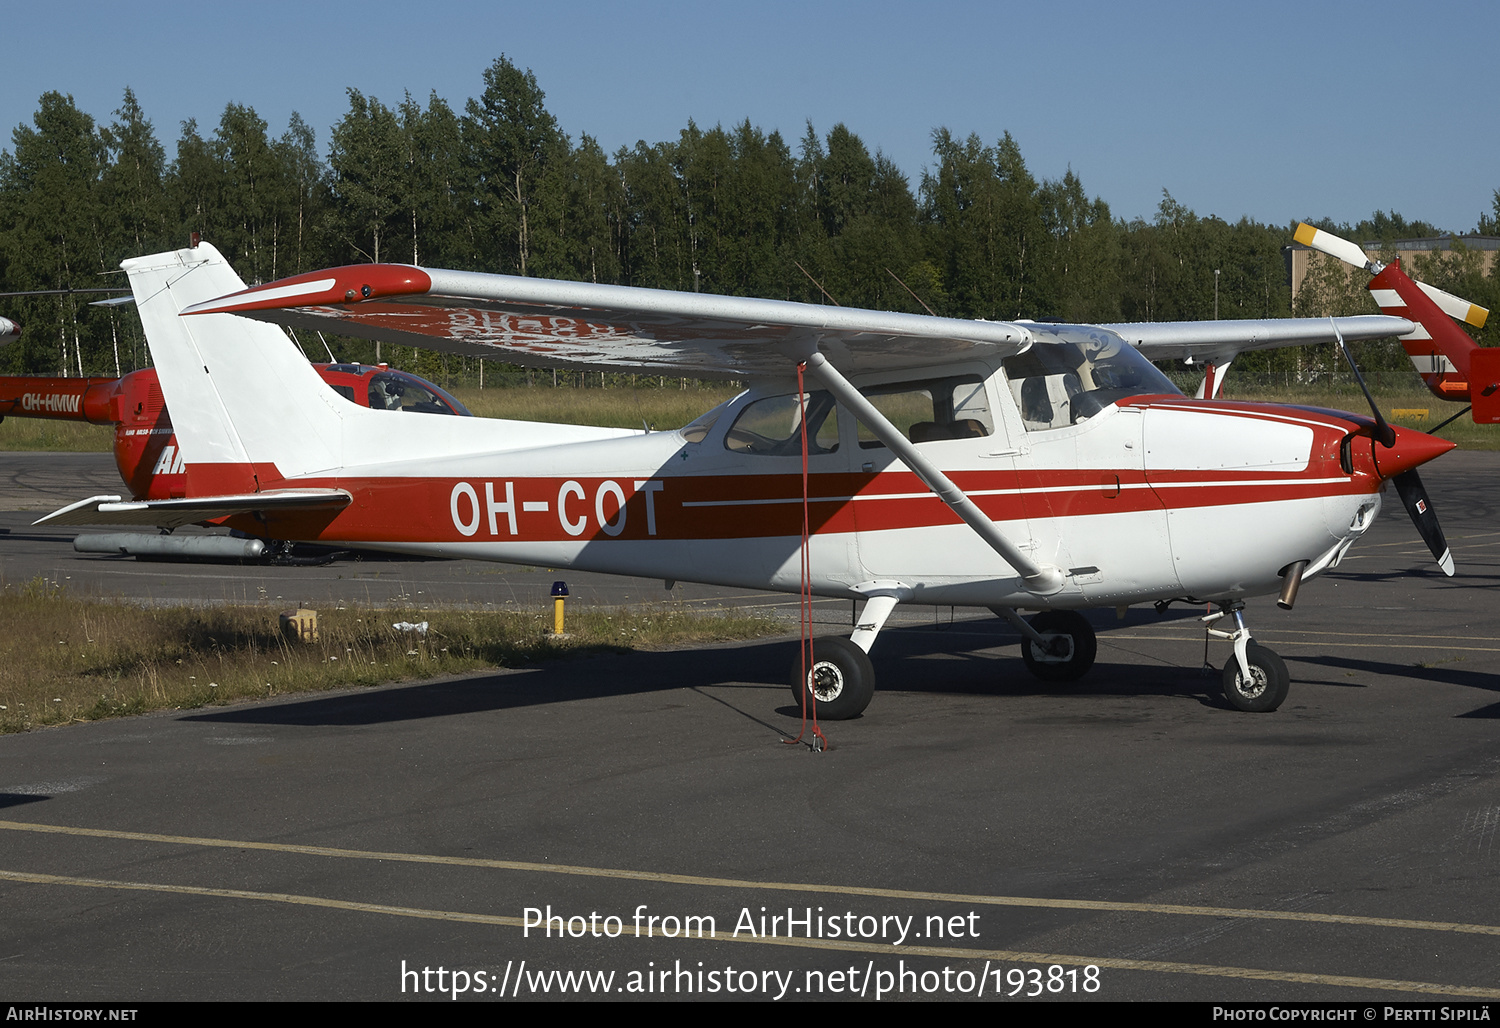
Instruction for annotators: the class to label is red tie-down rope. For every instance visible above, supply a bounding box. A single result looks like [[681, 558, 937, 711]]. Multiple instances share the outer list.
[[784, 361, 827, 752]]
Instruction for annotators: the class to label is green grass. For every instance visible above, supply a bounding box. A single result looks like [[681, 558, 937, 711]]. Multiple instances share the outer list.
[[0, 418, 113, 452], [446, 382, 742, 431], [0, 580, 783, 734]]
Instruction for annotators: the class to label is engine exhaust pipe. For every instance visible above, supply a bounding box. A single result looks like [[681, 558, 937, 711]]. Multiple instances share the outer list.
[[1276, 560, 1308, 610]]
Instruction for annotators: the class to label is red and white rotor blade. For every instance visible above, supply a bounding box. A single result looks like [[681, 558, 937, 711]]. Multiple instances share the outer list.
[[1294, 222, 1374, 271], [0, 316, 18, 346], [1413, 281, 1489, 328], [1297, 222, 1489, 328]]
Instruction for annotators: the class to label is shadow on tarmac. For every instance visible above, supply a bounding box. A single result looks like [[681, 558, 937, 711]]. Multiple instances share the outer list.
[[182, 613, 1241, 729]]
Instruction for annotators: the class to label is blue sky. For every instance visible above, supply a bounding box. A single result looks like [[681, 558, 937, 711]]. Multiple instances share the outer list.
[[4, 0, 1496, 234]]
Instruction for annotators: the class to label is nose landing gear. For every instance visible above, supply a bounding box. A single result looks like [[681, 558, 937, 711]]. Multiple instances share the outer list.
[[1206, 602, 1289, 712]]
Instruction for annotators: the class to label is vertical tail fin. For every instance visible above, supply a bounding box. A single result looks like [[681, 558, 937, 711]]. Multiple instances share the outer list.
[[124, 244, 636, 495], [123, 244, 346, 493]]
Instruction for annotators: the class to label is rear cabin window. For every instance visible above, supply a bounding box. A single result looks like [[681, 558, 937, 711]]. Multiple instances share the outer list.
[[366, 371, 470, 416], [679, 410, 721, 444], [723, 392, 839, 455], [856, 375, 993, 448]]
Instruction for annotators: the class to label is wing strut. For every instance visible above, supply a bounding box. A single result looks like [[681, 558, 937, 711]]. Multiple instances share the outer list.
[[802, 352, 1064, 595]]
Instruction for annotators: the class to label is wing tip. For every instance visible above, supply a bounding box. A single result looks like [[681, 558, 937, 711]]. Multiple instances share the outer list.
[[183, 265, 432, 317]]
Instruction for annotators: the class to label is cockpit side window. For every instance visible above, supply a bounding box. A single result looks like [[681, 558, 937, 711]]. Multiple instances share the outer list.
[[855, 375, 993, 448], [723, 391, 839, 456]]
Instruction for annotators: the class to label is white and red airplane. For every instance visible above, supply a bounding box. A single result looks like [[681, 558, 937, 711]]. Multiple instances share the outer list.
[[34, 242, 1456, 718]]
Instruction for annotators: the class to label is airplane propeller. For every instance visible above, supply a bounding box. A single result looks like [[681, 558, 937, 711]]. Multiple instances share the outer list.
[[1330, 318, 1455, 577], [1392, 469, 1454, 576]]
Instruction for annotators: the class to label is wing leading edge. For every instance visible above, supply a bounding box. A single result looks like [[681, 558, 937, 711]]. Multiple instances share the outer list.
[[182, 260, 1416, 378], [1112, 315, 1415, 366], [182, 263, 1034, 377]]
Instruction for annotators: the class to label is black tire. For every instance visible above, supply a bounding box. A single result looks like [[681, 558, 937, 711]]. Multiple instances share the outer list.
[[1019, 610, 1098, 682], [1221, 642, 1289, 712], [789, 637, 875, 720]]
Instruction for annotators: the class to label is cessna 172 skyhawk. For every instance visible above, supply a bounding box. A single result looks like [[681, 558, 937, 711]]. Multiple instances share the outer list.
[[36, 242, 1456, 718]]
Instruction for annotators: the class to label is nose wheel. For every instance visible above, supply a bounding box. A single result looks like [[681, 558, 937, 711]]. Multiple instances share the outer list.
[[1205, 603, 1289, 712], [1221, 642, 1289, 712]]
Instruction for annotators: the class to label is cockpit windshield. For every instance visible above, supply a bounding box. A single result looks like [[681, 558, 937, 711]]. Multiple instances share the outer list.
[[1002, 327, 1180, 431]]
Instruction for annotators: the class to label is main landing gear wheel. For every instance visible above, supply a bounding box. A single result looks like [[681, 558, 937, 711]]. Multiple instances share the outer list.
[[1020, 611, 1098, 682], [1222, 642, 1289, 713], [790, 637, 875, 721]]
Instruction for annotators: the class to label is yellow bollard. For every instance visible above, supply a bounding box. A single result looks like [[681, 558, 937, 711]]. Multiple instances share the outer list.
[[551, 581, 569, 636]]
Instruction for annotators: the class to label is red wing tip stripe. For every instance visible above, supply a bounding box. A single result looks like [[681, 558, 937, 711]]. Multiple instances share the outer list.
[[183, 265, 433, 316]]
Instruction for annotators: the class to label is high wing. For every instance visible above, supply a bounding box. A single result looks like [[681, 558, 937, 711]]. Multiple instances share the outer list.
[[36, 489, 351, 530], [1110, 315, 1414, 366], [182, 264, 1032, 377], [181, 262, 1414, 377]]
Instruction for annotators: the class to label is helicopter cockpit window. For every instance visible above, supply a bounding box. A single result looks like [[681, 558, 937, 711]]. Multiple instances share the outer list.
[[366, 371, 471, 416], [723, 391, 839, 456], [1002, 330, 1180, 431], [855, 375, 993, 448]]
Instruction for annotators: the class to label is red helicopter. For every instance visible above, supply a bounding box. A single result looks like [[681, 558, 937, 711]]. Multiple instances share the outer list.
[[1293, 223, 1499, 422]]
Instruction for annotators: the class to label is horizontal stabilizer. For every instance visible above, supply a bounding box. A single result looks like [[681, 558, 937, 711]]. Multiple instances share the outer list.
[[36, 489, 351, 530]]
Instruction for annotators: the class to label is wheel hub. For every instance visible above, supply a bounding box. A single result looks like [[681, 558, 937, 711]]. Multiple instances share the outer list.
[[1234, 666, 1269, 699], [810, 662, 845, 701], [1034, 633, 1075, 663]]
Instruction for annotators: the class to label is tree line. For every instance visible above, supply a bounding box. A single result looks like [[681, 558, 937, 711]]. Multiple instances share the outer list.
[[3, 55, 1497, 382]]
